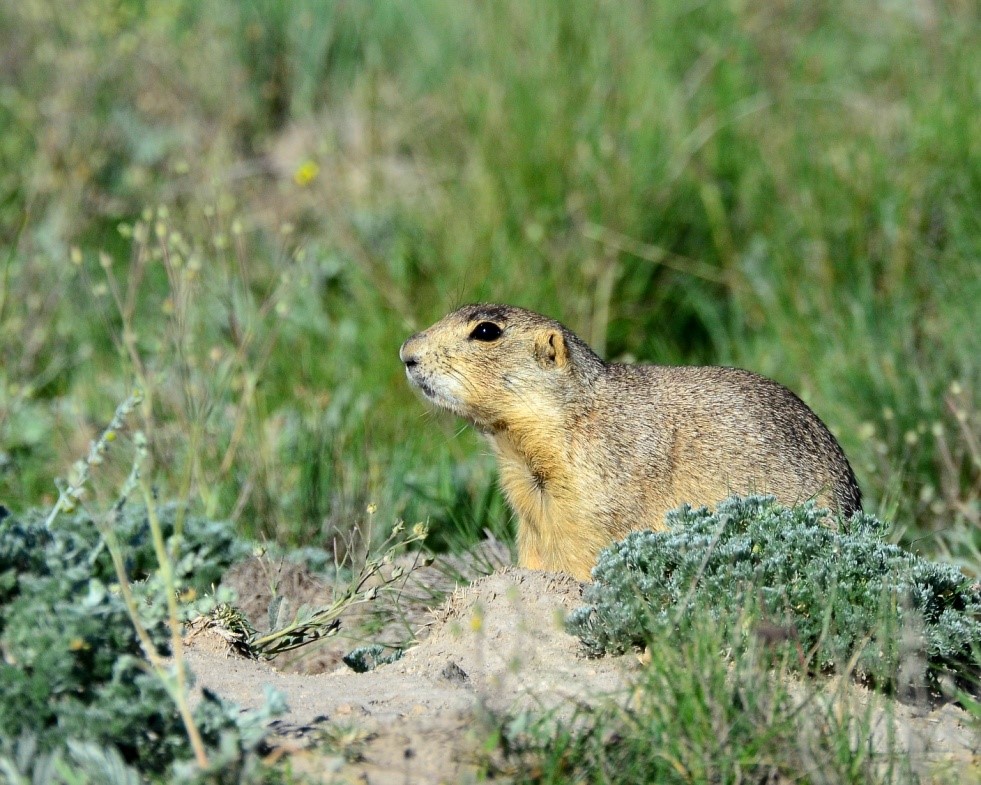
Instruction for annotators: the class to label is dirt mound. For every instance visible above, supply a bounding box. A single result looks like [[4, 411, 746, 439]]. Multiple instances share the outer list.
[[186, 569, 629, 782], [185, 568, 979, 784]]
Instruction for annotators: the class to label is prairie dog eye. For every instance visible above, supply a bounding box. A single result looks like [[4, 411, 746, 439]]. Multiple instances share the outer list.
[[469, 321, 503, 342]]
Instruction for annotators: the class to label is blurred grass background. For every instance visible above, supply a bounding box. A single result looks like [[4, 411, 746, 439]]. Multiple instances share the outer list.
[[0, 0, 977, 566]]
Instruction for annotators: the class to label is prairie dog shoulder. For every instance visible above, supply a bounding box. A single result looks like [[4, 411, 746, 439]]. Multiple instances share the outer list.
[[400, 304, 861, 581]]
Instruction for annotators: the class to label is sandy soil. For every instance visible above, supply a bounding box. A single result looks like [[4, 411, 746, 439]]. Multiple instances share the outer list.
[[184, 566, 981, 784]]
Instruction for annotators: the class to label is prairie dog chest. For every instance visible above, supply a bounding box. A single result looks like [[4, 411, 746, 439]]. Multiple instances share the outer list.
[[486, 432, 573, 527]]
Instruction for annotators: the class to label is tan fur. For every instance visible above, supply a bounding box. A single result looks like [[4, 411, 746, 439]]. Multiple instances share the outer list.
[[400, 304, 862, 581]]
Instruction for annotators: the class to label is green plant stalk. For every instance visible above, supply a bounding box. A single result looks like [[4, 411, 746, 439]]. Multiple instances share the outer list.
[[0, 211, 26, 328], [139, 478, 209, 770], [44, 388, 144, 528], [101, 521, 164, 665], [247, 601, 345, 656], [248, 520, 429, 656], [159, 230, 197, 546], [173, 417, 198, 549], [245, 567, 374, 654], [89, 432, 208, 769], [98, 517, 200, 750]]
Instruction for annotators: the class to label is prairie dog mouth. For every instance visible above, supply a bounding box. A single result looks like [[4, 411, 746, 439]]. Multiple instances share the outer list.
[[405, 368, 437, 401], [404, 365, 462, 413]]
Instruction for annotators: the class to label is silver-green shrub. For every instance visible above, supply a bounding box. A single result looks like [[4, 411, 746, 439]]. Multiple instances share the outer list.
[[0, 504, 263, 776], [567, 496, 981, 692]]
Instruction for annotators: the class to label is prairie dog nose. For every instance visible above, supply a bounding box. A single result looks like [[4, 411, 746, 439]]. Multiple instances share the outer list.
[[399, 334, 422, 365]]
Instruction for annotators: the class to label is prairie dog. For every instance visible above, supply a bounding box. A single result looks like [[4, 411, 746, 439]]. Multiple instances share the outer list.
[[400, 304, 862, 581]]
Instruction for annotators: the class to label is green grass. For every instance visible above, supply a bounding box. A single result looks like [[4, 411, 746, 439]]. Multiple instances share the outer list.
[[493, 612, 952, 785], [0, 0, 978, 568]]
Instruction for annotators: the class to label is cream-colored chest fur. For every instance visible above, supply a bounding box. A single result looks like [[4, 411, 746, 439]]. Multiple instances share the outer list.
[[488, 432, 611, 581]]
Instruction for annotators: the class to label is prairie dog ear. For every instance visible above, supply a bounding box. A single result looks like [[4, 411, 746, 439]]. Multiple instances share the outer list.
[[534, 328, 568, 369]]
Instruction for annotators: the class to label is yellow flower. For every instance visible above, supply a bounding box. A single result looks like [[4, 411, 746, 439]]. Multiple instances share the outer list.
[[293, 160, 320, 187]]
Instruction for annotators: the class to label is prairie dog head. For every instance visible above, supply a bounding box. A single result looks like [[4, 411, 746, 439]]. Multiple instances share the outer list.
[[399, 304, 599, 431]]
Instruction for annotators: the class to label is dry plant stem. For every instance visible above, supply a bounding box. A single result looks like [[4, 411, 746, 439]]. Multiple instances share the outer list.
[[138, 478, 210, 769], [172, 418, 199, 546], [99, 433, 159, 662], [217, 372, 257, 477], [102, 210, 296, 532], [211, 260, 287, 501], [0, 219, 22, 326], [103, 248, 147, 380], [142, 214, 286, 523], [581, 221, 743, 289], [93, 436, 208, 768], [209, 319, 282, 503], [100, 243, 153, 449], [248, 559, 381, 654], [250, 523, 428, 656]]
